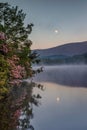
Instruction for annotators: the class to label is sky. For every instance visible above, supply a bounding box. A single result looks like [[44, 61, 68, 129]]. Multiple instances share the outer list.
[[0, 0, 87, 49]]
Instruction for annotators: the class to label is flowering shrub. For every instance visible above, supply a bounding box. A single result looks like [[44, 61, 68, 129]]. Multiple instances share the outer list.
[[7, 56, 26, 86], [0, 31, 33, 91], [0, 3, 41, 98]]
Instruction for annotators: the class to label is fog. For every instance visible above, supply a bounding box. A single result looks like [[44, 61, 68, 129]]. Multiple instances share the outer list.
[[33, 65, 87, 87], [32, 65, 87, 130]]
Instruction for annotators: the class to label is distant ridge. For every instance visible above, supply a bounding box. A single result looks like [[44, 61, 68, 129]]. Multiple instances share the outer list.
[[35, 41, 87, 57]]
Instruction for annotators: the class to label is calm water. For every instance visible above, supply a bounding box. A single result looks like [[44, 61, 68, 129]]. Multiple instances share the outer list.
[[31, 65, 87, 130], [0, 65, 87, 130]]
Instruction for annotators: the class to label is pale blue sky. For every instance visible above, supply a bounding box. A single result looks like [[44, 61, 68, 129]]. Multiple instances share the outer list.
[[0, 0, 87, 49]]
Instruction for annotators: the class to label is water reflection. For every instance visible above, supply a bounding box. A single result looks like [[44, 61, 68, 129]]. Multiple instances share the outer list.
[[32, 82, 87, 130], [31, 65, 87, 130], [34, 65, 87, 87], [56, 97, 60, 102], [0, 81, 43, 130]]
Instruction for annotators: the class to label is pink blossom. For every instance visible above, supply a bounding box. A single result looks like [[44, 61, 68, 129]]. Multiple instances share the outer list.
[[0, 44, 8, 53], [0, 32, 6, 40], [7, 55, 27, 86], [14, 109, 21, 117]]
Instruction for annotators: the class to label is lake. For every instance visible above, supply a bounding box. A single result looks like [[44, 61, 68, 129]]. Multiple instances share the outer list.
[[0, 65, 87, 130], [31, 65, 87, 130]]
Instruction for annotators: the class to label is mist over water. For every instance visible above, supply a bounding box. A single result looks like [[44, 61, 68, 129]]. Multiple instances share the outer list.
[[31, 65, 87, 130], [34, 65, 87, 87]]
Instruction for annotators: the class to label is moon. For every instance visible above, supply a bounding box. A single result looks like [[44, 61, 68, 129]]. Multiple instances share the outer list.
[[54, 29, 59, 34]]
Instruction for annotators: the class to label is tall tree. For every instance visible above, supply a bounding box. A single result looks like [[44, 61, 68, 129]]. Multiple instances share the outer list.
[[0, 3, 41, 98]]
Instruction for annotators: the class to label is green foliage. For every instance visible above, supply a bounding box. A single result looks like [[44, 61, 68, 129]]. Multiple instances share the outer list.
[[0, 54, 9, 97], [0, 3, 33, 43], [0, 2, 41, 98]]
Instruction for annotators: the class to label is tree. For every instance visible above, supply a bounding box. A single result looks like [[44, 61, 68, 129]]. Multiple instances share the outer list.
[[0, 3, 41, 98]]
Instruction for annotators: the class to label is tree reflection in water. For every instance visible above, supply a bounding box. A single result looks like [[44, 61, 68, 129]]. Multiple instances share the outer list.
[[0, 81, 43, 130]]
